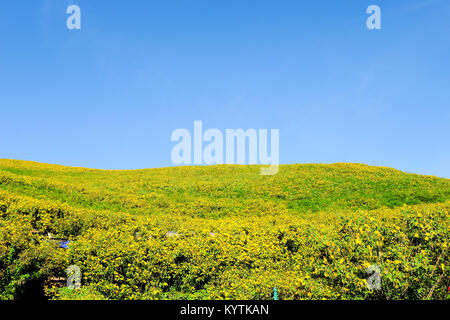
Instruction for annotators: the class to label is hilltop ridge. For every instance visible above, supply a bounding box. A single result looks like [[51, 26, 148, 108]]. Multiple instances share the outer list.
[[0, 159, 449, 217]]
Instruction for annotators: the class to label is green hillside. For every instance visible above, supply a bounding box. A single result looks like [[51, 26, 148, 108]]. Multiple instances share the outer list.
[[0, 159, 449, 300], [1, 159, 449, 217]]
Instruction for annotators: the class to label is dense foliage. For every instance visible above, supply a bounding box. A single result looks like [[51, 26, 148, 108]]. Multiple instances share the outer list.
[[0, 160, 448, 300]]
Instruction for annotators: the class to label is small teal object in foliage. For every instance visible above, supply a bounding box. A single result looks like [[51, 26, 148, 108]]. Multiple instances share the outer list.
[[59, 240, 70, 249], [274, 287, 278, 300]]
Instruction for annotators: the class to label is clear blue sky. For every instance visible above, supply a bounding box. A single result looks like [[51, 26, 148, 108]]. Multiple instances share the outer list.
[[0, 0, 449, 177]]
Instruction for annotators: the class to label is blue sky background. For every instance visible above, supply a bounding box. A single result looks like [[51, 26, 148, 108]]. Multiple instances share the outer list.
[[0, 0, 449, 177]]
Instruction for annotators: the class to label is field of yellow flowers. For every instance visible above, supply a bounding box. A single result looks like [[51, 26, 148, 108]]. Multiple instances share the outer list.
[[0, 159, 448, 300]]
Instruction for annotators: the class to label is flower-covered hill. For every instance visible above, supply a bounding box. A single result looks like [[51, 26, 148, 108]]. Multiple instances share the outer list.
[[0, 159, 449, 300], [0, 159, 449, 218]]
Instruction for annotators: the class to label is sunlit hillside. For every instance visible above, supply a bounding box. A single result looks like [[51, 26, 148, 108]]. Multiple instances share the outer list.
[[0, 159, 448, 300]]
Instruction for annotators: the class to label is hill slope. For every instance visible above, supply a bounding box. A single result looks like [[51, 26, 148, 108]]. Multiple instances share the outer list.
[[0, 160, 449, 300], [0, 159, 449, 217]]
